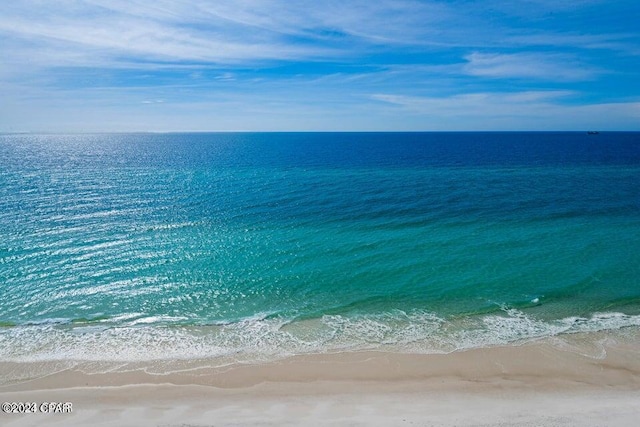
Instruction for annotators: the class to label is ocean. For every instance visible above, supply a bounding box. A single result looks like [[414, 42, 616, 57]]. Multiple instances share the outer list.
[[1, 132, 639, 364]]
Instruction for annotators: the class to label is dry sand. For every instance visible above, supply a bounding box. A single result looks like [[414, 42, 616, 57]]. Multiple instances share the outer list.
[[1, 330, 639, 426]]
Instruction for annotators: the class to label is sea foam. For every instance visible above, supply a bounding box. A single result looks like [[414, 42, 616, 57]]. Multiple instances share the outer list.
[[1, 310, 639, 366]]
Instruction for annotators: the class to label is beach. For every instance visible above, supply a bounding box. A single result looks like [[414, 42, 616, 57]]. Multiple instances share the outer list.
[[2, 132, 640, 425], [2, 329, 639, 426], [2, 0, 640, 421]]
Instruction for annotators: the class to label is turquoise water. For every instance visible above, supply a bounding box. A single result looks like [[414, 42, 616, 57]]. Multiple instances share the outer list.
[[1, 132, 639, 362]]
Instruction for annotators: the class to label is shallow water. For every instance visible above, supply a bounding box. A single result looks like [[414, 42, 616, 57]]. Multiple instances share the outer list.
[[1, 132, 639, 361]]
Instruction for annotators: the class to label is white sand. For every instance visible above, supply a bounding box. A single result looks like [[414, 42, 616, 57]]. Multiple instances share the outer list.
[[2, 383, 640, 427], [1, 331, 639, 426]]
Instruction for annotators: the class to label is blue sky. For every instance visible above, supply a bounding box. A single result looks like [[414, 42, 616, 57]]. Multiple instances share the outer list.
[[1, 0, 639, 131]]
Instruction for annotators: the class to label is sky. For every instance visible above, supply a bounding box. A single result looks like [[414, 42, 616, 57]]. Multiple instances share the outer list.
[[1, 0, 639, 132]]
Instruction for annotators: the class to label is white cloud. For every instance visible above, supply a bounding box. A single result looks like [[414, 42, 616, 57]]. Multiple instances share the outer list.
[[0, 0, 637, 131], [370, 92, 640, 130], [507, 32, 639, 53], [0, 0, 455, 73], [371, 91, 573, 111], [0, 11, 326, 66], [463, 52, 598, 81], [0, 0, 631, 74]]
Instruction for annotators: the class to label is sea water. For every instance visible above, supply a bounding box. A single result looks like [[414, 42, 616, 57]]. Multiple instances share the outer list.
[[1, 132, 639, 363]]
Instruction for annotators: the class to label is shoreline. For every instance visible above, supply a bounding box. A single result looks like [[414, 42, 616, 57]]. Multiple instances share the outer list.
[[1, 329, 639, 426]]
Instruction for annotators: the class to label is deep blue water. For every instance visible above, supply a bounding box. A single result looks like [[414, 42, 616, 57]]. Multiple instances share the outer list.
[[1, 132, 639, 362]]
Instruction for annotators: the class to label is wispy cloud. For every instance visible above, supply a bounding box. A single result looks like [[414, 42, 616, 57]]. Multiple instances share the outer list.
[[507, 32, 640, 53], [0, 0, 638, 131], [463, 52, 598, 81], [0, 0, 455, 71], [371, 91, 575, 112], [370, 91, 640, 130], [0, 6, 330, 66], [1, 1, 634, 71]]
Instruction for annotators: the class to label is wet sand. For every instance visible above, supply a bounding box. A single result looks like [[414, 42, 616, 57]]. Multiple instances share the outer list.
[[1, 330, 639, 426]]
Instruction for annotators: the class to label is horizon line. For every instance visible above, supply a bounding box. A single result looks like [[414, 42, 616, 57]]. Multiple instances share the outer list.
[[1, 130, 634, 135]]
